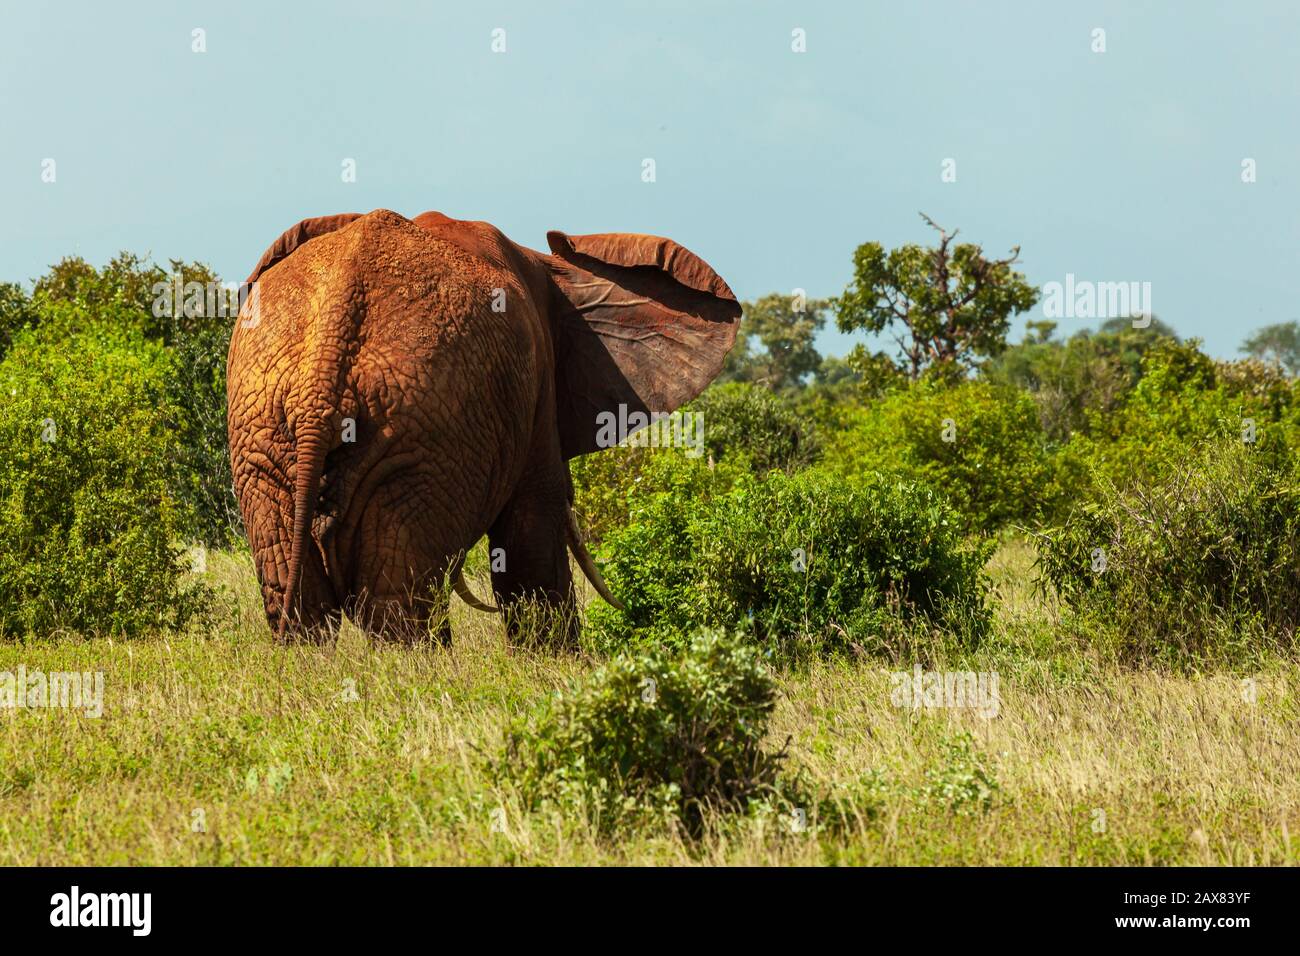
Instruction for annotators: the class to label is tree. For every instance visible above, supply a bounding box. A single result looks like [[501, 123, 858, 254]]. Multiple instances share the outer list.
[[812, 354, 860, 387], [26, 252, 239, 546], [1240, 321, 1300, 376], [835, 214, 1039, 382], [982, 315, 1180, 442], [1098, 315, 1179, 340], [0, 282, 35, 359], [720, 293, 827, 391], [33, 251, 225, 344]]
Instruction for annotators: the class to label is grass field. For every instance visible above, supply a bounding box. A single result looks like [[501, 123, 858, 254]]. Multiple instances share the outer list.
[[2, 539, 1297, 865]]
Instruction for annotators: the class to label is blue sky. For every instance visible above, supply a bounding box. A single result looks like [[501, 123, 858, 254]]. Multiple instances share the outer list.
[[2, 1, 1296, 358]]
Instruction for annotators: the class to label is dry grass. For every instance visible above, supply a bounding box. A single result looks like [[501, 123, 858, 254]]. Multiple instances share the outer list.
[[1, 540, 1296, 865]]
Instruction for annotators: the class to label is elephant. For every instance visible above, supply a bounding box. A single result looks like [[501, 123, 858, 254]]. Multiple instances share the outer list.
[[227, 208, 740, 644]]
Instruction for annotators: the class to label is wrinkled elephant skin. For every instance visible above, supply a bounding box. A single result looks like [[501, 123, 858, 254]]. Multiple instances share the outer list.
[[227, 209, 739, 645]]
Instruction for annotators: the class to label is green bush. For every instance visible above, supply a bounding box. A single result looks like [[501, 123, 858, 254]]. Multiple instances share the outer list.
[[29, 254, 241, 547], [1036, 437, 1300, 664], [0, 323, 209, 637], [1056, 339, 1297, 505], [167, 322, 239, 547], [686, 381, 820, 472], [0, 282, 35, 359], [571, 442, 746, 547], [587, 468, 992, 659], [981, 317, 1180, 442], [920, 732, 1000, 815], [821, 379, 1056, 531], [571, 383, 818, 548], [32, 252, 225, 345], [493, 629, 794, 836]]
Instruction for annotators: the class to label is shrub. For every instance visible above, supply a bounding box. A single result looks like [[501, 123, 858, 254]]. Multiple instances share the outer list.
[[920, 733, 1000, 815], [571, 384, 820, 547], [570, 442, 747, 548], [493, 629, 794, 836], [29, 254, 241, 548], [981, 317, 1179, 442], [587, 468, 992, 659], [821, 379, 1055, 531], [32, 252, 226, 345], [686, 381, 820, 472], [1057, 338, 1296, 505], [167, 322, 239, 546], [0, 323, 209, 637], [570, 384, 819, 549], [1036, 438, 1300, 664], [0, 282, 35, 359], [1214, 356, 1294, 410]]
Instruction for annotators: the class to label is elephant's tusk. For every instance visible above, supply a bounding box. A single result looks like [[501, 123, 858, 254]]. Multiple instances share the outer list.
[[453, 566, 500, 613], [565, 507, 627, 611]]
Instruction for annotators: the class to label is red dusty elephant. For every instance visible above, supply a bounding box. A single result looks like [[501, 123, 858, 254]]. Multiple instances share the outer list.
[[227, 209, 740, 644]]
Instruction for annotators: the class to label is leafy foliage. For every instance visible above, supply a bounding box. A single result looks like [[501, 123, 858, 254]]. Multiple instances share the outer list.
[[32, 252, 228, 344], [836, 215, 1038, 381], [822, 380, 1056, 531], [587, 468, 991, 659], [1240, 321, 1300, 376], [1054, 338, 1295, 504], [493, 629, 794, 836], [720, 293, 827, 391], [920, 733, 1000, 815], [0, 282, 36, 359], [981, 317, 1179, 442], [571, 444, 745, 548], [1037, 438, 1300, 664], [168, 322, 240, 546], [27, 253, 239, 546], [687, 381, 821, 472], [0, 323, 209, 637], [571, 383, 818, 546]]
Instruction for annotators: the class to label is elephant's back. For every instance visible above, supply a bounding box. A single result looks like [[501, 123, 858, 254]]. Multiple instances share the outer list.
[[342, 212, 541, 450], [228, 210, 544, 556], [233, 210, 532, 357], [231, 210, 540, 414]]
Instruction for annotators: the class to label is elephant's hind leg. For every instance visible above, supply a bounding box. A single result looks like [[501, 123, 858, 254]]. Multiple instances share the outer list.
[[487, 462, 578, 649], [345, 493, 458, 646]]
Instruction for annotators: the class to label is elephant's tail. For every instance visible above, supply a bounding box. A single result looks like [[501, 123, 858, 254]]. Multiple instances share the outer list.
[[278, 275, 362, 641], [279, 418, 333, 641]]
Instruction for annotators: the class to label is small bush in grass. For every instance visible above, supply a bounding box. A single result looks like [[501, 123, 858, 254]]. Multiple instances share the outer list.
[[920, 733, 1000, 815], [1036, 438, 1300, 664], [493, 629, 795, 836], [0, 323, 210, 637], [587, 468, 992, 660]]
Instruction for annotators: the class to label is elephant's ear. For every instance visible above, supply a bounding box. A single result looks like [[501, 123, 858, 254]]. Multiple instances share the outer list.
[[545, 230, 741, 458], [243, 213, 364, 291]]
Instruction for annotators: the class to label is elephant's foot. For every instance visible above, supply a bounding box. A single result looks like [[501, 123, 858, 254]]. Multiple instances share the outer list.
[[487, 452, 580, 651]]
